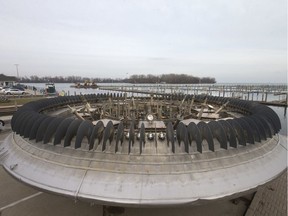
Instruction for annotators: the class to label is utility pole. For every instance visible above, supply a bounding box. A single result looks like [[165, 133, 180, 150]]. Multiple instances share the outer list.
[[14, 64, 19, 79]]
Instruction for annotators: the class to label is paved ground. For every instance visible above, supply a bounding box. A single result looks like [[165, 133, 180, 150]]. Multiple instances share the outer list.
[[246, 170, 287, 216], [0, 123, 287, 216], [0, 162, 248, 216]]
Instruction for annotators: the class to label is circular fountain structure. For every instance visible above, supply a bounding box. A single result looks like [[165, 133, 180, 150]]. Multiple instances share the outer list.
[[0, 93, 286, 206]]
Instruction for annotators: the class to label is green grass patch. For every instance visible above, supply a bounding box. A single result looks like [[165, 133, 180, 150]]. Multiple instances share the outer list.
[[0, 96, 44, 106]]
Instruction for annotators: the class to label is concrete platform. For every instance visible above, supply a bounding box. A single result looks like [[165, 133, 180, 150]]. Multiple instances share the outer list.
[[0, 164, 248, 216], [0, 128, 287, 216]]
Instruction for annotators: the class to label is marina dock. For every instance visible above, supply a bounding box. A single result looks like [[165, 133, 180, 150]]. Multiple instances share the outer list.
[[98, 84, 288, 107]]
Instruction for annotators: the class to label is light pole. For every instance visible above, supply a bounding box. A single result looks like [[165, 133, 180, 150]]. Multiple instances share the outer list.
[[14, 64, 19, 79]]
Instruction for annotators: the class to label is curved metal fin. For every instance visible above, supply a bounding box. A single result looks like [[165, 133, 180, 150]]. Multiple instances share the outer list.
[[249, 116, 267, 140], [64, 119, 82, 147], [11, 110, 23, 131], [207, 121, 228, 150], [256, 106, 281, 133], [75, 120, 94, 149], [254, 114, 273, 138], [14, 111, 30, 135], [242, 117, 262, 142], [128, 121, 135, 154], [166, 121, 175, 153], [18, 112, 35, 136], [234, 118, 255, 144], [176, 122, 183, 146], [183, 127, 189, 153], [115, 121, 124, 153], [176, 122, 189, 153], [35, 117, 55, 143], [23, 114, 41, 138], [139, 123, 145, 154], [254, 105, 281, 134], [197, 121, 214, 152], [89, 121, 105, 150], [218, 120, 237, 148], [43, 117, 65, 144], [102, 121, 114, 151], [187, 122, 202, 153], [226, 119, 246, 146], [54, 118, 74, 145], [29, 116, 49, 140], [18, 113, 33, 136]]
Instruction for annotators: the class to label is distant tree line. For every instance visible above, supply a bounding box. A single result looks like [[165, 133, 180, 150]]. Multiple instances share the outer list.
[[125, 74, 216, 84], [19, 76, 123, 83], [19, 74, 216, 84]]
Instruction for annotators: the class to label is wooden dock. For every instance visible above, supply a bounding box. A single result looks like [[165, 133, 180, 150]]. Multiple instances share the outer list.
[[98, 84, 287, 107]]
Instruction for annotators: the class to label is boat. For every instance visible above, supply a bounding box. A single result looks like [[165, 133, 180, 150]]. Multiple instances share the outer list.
[[45, 83, 56, 95], [70, 81, 98, 89]]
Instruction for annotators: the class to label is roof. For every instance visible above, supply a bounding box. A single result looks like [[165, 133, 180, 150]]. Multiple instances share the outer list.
[[0, 74, 17, 82]]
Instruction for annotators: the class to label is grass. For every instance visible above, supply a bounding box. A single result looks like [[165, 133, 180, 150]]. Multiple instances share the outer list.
[[0, 96, 44, 106]]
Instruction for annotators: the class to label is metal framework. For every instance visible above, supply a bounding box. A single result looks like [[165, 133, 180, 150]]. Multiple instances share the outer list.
[[0, 93, 286, 206]]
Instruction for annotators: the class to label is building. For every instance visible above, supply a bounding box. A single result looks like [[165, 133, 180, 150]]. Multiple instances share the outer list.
[[0, 73, 17, 87]]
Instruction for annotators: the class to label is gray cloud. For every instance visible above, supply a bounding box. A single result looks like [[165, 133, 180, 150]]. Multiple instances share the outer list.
[[0, 0, 286, 83]]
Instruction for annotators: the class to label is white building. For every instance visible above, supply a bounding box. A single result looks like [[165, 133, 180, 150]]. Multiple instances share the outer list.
[[0, 74, 17, 87]]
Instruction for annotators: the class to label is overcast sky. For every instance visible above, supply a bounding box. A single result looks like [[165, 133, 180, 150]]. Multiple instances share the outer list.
[[0, 0, 286, 83]]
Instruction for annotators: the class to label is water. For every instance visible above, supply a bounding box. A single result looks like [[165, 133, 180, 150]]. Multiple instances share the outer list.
[[27, 83, 287, 102], [25, 83, 287, 136], [270, 106, 287, 136]]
